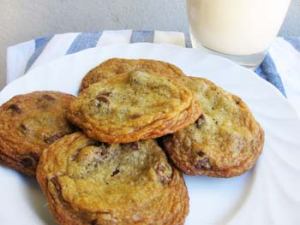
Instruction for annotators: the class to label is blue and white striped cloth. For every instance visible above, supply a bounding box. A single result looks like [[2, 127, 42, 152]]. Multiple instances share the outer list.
[[6, 30, 300, 115]]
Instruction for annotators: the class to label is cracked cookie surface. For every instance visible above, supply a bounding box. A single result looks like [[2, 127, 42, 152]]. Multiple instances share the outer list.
[[162, 77, 264, 177], [37, 132, 189, 225], [0, 91, 76, 176], [80, 58, 185, 91], [69, 70, 201, 143]]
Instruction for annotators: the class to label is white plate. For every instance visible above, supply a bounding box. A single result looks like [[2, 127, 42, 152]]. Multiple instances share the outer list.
[[0, 43, 300, 225]]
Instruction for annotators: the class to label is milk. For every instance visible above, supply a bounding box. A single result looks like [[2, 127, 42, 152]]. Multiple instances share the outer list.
[[187, 0, 291, 55]]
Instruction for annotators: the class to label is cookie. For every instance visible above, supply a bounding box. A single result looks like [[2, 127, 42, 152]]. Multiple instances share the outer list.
[[68, 70, 201, 143], [0, 91, 76, 176], [37, 132, 189, 225], [80, 58, 185, 91], [162, 77, 264, 177]]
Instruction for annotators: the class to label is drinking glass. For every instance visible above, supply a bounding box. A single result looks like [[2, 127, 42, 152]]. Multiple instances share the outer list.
[[187, 0, 292, 68]]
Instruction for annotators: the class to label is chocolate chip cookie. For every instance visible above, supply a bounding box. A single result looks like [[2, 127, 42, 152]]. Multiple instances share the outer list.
[[162, 77, 264, 177], [80, 58, 185, 91], [68, 70, 201, 143], [0, 91, 76, 176], [37, 132, 189, 225]]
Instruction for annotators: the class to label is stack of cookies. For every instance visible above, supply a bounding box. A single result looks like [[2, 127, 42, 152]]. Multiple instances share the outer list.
[[0, 58, 264, 225]]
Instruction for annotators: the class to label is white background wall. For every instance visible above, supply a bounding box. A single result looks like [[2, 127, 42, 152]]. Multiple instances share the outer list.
[[1, 0, 299, 88]]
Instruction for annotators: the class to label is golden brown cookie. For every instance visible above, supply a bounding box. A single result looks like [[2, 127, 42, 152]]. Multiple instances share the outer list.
[[80, 58, 185, 91], [37, 132, 189, 225], [162, 77, 264, 177], [0, 91, 76, 176], [68, 70, 201, 143]]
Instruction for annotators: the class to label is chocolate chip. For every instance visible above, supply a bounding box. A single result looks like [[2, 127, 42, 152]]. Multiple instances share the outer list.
[[195, 158, 211, 170], [197, 151, 205, 157], [195, 114, 205, 128], [19, 124, 28, 134], [111, 168, 120, 177], [96, 93, 110, 104], [90, 220, 98, 225], [7, 104, 22, 114], [44, 133, 64, 144], [129, 142, 139, 150], [42, 94, 55, 101], [155, 163, 172, 184], [129, 113, 142, 119], [235, 98, 241, 105], [195, 149, 211, 170], [20, 153, 39, 168]]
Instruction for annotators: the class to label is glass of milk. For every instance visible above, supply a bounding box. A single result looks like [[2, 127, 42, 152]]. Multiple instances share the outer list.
[[187, 0, 291, 68]]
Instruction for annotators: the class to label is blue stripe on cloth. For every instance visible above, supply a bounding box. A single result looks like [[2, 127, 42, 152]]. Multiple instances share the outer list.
[[284, 37, 300, 52], [25, 35, 53, 72], [66, 32, 102, 54], [184, 33, 192, 48], [255, 53, 286, 96], [130, 31, 154, 43]]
